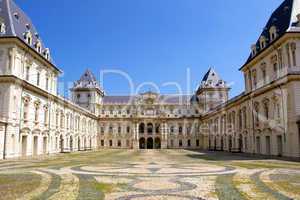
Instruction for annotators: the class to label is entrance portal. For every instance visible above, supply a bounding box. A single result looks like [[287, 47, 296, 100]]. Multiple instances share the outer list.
[[139, 137, 146, 149], [154, 137, 161, 149], [147, 137, 153, 149], [21, 136, 27, 157], [33, 136, 38, 156]]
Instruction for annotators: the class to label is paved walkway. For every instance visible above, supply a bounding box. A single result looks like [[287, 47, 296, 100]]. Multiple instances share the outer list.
[[0, 150, 299, 200]]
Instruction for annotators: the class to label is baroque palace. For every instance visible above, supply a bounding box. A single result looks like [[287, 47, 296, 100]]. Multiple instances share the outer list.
[[0, 0, 300, 159]]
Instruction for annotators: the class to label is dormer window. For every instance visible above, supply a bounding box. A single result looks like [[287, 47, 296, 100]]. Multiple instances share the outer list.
[[13, 12, 19, 20], [0, 22, 6, 34], [25, 24, 31, 30], [251, 44, 257, 56], [35, 40, 42, 53], [269, 26, 277, 41], [43, 48, 50, 60], [259, 36, 267, 49], [24, 31, 32, 45]]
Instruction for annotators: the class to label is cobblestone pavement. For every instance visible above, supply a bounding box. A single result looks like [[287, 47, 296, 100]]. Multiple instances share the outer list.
[[0, 150, 300, 200]]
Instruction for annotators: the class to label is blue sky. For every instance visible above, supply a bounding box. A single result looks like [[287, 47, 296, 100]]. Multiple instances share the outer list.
[[16, 0, 283, 97]]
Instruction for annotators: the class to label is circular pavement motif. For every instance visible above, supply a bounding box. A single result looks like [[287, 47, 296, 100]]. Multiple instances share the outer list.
[[71, 162, 235, 177]]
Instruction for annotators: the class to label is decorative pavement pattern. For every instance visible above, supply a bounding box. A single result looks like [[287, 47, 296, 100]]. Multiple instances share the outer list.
[[0, 150, 300, 200]]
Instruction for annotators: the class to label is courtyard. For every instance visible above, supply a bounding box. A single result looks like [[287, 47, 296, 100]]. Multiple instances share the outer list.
[[0, 150, 299, 200]]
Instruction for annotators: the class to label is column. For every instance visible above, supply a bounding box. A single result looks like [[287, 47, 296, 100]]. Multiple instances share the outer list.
[[133, 122, 139, 149], [161, 122, 168, 149]]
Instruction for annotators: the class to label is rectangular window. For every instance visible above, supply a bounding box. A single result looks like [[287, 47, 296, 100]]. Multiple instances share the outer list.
[[25, 67, 30, 81], [44, 109, 48, 125], [109, 140, 113, 147], [118, 140, 121, 147], [187, 140, 191, 147], [35, 107, 39, 122], [101, 140, 104, 146], [46, 78, 49, 91], [196, 140, 200, 147], [37, 72, 40, 86]]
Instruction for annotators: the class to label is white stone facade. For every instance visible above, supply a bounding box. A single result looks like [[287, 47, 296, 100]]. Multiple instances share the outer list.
[[1, 0, 300, 159]]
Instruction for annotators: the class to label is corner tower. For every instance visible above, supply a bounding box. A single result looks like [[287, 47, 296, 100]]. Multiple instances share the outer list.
[[71, 69, 104, 115], [196, 68, 230, 113]]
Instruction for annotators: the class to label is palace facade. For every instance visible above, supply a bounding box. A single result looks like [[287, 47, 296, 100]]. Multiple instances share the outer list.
[[0, 0, 300, 159]]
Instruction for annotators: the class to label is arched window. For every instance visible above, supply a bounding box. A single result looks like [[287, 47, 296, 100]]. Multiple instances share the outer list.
[[139, 123, 145, 133], [269, 26, 277, 41], [35, 40, 42, 53], [178, 126, 183, 134], [147, 123, 153, 134], [259, 36, 266, 49], [251, 44, 257, 56], [43, 48, 50, 60]]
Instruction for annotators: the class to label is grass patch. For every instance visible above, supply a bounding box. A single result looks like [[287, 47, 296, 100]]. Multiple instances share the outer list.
[[0, 172, 41, 200], [270, 173, 300, 196], [230, 161, 287, 169], [215, 174, 245, 200]]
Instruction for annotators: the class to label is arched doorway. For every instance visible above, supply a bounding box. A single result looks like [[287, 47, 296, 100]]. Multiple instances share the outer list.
[[139, 137, 146, 149], [147, 137, 153, 149], [154, 137, 161, 149]]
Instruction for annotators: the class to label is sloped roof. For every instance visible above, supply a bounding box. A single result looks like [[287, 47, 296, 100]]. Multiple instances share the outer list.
[[196, 68, 227, 92], [242, 0, 300, 69], [0, 0, 60, 71], [72, 69, 103, 92]]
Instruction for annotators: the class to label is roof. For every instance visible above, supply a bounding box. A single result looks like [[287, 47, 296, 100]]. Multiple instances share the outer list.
[[103, 95, 193, 105], [0, 0, 60, 72], [242, 0, 300, 69], [72, 69, 103, 93], [197, 68, 227, 92]]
